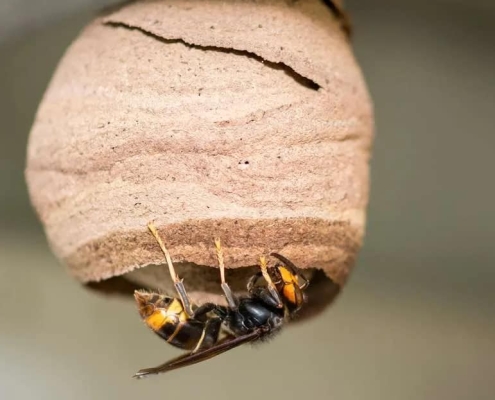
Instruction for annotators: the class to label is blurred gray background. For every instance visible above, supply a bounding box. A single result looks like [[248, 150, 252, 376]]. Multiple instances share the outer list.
[[1, 0, 494, 399]]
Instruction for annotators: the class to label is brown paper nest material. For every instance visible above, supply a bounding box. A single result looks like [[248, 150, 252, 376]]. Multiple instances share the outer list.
[[26, 0, 373, 315]]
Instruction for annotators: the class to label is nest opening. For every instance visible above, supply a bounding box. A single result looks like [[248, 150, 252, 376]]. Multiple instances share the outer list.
[[87, 263, 341, 321]]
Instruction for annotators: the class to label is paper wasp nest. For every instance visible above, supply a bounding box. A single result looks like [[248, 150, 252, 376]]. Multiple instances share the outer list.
[[26, 0, 373, 313]]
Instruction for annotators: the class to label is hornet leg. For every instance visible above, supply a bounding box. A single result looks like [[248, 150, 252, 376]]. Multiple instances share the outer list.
[[259, 256, 283, 308], [147, 221, 194, 316], [214, 238, 238, 310]]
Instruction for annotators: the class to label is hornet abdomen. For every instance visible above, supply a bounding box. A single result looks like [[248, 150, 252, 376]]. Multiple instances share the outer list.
[[135, 292, 221, 352]]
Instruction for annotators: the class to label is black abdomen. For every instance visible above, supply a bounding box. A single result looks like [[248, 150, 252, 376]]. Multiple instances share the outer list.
[[156, 318, 222, 352]]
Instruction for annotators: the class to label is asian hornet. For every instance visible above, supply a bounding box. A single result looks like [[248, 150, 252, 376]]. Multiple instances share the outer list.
[[133, 222, 310, 378]]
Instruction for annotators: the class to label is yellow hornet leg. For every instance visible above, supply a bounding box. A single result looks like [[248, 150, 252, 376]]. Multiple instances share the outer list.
[[260, 256, 283, 308], [215, 238, 238, 309], [147, 222, 194, 316]]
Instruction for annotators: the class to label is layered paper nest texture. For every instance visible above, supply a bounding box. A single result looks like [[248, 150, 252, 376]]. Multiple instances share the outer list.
[[26, 0, 373, 302]]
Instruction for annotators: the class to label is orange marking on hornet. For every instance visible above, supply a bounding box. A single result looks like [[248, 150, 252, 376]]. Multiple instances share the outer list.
[[144, 299, 185, 331], [279, 266, 297, 284], [145, 310, 173, 331], [278, 266, 299, 304], [283, 285, 297, 304], [168, 298, 185, 315]]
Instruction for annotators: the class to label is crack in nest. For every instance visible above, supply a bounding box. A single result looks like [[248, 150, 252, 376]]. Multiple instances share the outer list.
[[103, 20, 321, 91]]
